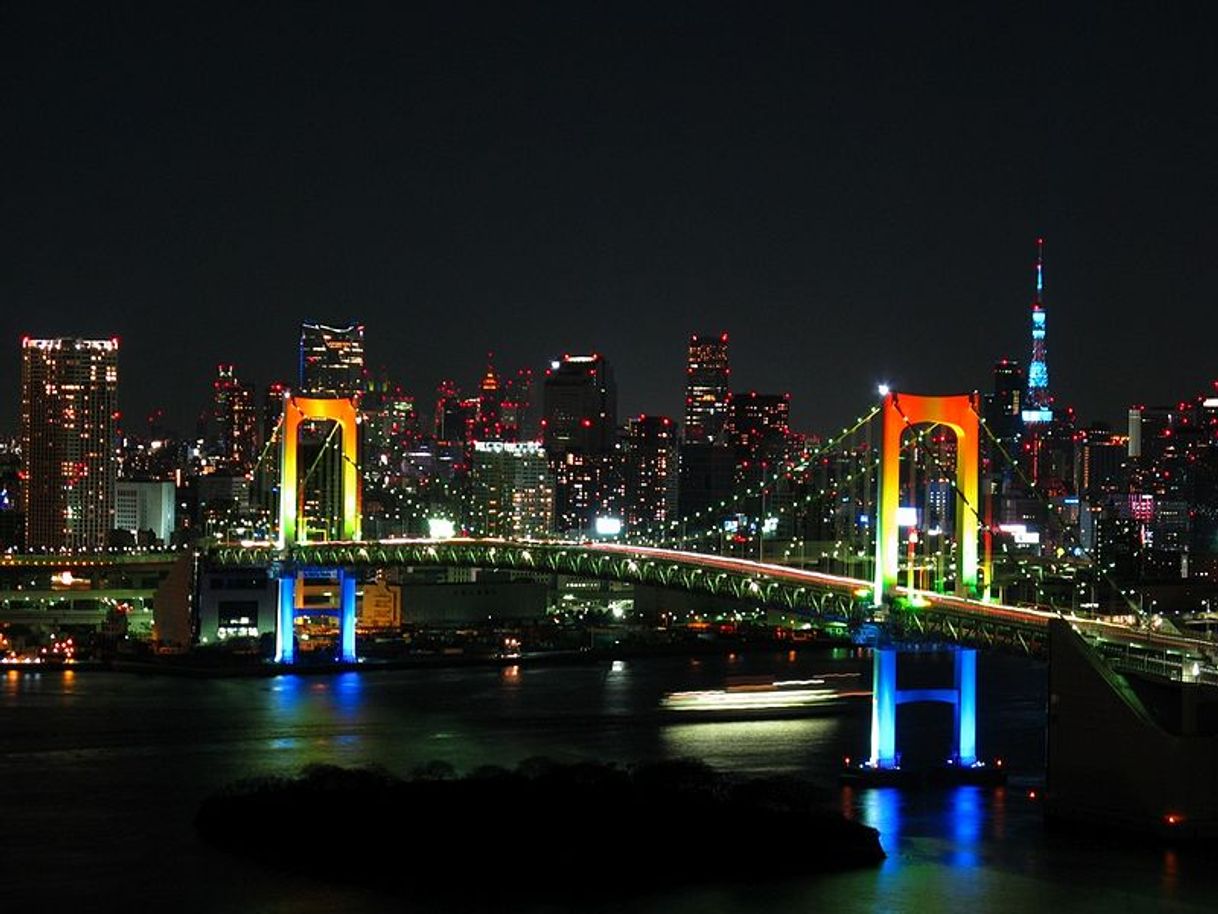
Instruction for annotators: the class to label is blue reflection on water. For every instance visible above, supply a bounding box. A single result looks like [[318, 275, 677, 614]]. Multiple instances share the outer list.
[[950, 787, 982, 868], [332, 671, 362, 715], [861, 788, 902, 861], [857, 786, 988, 873], [269, 674, 304, 714]]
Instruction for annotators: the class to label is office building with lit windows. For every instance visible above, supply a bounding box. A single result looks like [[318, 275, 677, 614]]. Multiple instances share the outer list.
[[624, 415, 679, 531], [20, 337, 119, 550], [299, 322, 365, 397], [213, 364, 258, 471], [470, 441, 554, 539], [541, 353, 617, 455], [684, 332, 731, 444]]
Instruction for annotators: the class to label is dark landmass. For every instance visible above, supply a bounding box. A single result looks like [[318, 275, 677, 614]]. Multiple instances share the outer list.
[[196, 759, 885, 898]]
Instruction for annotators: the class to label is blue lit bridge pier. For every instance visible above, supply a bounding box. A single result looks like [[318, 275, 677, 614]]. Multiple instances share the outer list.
[[863, 645, 985, 778], [274, 566, 358, 665]]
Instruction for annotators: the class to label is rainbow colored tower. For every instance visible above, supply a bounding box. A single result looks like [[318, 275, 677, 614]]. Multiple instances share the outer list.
[[872, 391, 981, 604], [274, 392, 362, 664]]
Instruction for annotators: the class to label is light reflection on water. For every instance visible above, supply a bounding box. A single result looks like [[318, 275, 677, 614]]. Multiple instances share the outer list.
[[662, 717, 845, 773], [0, 652, 1210, 912]]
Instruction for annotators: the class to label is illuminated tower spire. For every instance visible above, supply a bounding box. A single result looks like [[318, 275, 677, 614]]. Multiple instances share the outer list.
[[1025, 237, 1051, 420]]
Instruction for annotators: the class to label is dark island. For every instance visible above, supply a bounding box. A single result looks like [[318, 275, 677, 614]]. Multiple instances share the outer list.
[[196, 759, 885, 897]]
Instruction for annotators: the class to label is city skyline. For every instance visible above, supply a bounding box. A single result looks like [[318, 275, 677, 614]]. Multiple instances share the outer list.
[[5, 5, 1218, 436]]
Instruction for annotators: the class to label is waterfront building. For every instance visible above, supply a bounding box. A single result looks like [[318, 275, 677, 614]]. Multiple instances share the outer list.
[[20, 337, 119, 550]]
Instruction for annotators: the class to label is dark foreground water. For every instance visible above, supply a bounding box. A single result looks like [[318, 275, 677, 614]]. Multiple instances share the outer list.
[[2, 650, 1215, 912]]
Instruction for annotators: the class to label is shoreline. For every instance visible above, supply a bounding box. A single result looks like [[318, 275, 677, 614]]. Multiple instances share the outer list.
[[5, 638, 862, 679]]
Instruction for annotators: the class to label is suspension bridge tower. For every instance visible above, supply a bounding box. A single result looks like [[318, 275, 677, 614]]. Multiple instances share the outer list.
[[274, 393, 362, 664]]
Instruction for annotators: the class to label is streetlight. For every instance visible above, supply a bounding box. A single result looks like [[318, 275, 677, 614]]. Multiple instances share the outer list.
[[877, 383, 891, 398]]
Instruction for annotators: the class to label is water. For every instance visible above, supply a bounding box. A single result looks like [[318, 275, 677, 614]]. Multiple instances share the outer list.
[[1, 651, 1214, 912]]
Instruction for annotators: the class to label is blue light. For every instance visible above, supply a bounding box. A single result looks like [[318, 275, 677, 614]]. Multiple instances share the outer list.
[[1021, 407, 1053, 424], [1029, 362, 1048, 383], [870, 648, 898, 769], [275, 573, 296, 664], [955, 649, 977, 766], [339, 570, 357, 663], [867, 647, 979, 770]]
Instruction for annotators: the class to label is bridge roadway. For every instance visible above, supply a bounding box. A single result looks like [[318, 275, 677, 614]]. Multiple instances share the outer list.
[[208, 538, 1218, 673]]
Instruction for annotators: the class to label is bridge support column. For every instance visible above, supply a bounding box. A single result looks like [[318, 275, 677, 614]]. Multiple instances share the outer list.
[[954, 647, 977, 767], [275, 572, 296, 664], [865, 645, 980, 771], [870, 647, 898, 769], [339, 568, 357, 664]]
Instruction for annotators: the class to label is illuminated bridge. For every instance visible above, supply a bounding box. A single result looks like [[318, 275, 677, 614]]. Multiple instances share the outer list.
[[9, 386, 1218, 827], [207, 537, 1218, 671]]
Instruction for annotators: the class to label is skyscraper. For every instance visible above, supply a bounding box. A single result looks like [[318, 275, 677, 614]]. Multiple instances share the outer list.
[[299, 322, 365, 398], [1022, 239, 1053, 424], [469, 441, 554, 538], [542, 354, 619, 533], [726, 391, 791, 464], [624, 416, 679, 532], [986, 359, 1025, 444], [20, 337, 119, 550], [542, 354, 617, 454], [684, 332, 731, 444], [213, 364, 258, 471]]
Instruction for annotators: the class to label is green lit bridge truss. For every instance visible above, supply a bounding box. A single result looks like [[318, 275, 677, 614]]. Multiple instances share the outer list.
[[209, 540, 865, 621], [204, 538, 1213, 665], [5, 542, 1214, 675]]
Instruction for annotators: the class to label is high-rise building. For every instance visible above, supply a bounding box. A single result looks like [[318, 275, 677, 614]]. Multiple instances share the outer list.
[[115, 479, 176, 545], [542, 354, 619, 534], [475, 354, 503, 441], [434, 379, 467, 444], [1023, 239, 1053, 424], [502, 368, 536, 441], [469, 441, 554, 539], [677, 441, 737, 528], [624, 416, 679, 532], [0, 447, 23, 549], [684, 332, 731, 444], [727, 391, 791, 464], [1076, 424, 1127, 497], [20, 337, 119, 550], [551, 450, 625, 535], [299, 322, 365, 398], [985, 359, 1025, 444], [213, 364, 258, 471], [542, 354, 617, 455]]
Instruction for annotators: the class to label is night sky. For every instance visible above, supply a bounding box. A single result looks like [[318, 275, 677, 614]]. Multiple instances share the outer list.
[[3, 3, 1216, 437]]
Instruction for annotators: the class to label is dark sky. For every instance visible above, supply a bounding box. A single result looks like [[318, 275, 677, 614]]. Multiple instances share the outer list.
[[3, 3, 1217, 437]]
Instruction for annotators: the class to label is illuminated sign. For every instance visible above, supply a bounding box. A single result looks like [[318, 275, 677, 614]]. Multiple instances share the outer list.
[[998, 523, 1041, 545], [896, 506, 919, 528], [594, 516, 623, 536], [1021, 408, 1053, 424], [427, 518, 456, 539]]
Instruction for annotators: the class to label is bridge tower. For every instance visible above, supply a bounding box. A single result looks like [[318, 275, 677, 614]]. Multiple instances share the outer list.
[[274, 393, 362, 664], [872, 391, 982, 606]]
